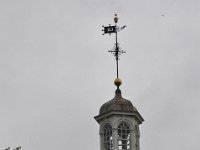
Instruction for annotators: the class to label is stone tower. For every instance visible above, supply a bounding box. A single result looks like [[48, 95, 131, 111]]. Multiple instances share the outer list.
[[94, 14, 144, 150], [94, 88, 144, 150]]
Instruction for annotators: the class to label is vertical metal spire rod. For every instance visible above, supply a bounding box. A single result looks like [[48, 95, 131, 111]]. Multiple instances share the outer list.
[[102, 14, 126, 87], [115, 30, 119, 78], [114, 14, 119, 79]]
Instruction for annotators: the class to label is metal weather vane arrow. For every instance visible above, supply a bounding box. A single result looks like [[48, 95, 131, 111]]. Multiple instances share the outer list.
[[102, 14, 126, 81]]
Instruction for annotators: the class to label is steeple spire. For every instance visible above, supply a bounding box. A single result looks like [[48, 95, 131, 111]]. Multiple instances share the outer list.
[[102, 14, 126, 89], [95, 15, 144, 150]]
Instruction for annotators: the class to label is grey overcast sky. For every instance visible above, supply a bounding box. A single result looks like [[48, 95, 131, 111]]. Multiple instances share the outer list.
[[0, 0, 200, 150]]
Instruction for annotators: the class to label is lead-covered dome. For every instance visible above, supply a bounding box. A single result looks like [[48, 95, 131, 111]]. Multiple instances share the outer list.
[[99, 89, 137, 115]]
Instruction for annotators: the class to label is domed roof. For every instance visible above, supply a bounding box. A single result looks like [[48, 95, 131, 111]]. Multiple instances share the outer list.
[[99, 89, 138, 115]]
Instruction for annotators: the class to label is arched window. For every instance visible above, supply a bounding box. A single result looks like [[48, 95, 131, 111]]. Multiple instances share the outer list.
[[118, 122, 130, 150], [103, 123, 113, 150]]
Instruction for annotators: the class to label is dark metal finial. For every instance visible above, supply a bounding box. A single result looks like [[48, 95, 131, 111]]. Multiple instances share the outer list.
[[102, 14, 126, 79]]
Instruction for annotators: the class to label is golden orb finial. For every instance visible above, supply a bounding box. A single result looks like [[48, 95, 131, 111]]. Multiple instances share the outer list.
[[114, 78, 122, 87]]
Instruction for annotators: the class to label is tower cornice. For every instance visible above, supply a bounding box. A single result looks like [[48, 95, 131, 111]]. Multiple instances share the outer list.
[[94, 110, 144, 124]]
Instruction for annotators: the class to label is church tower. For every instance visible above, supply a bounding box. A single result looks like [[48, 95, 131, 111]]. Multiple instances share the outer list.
[[94, 15, 144, 150]]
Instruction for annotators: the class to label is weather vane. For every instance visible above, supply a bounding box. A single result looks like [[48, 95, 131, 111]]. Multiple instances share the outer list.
[[102, 14, 126, 89]]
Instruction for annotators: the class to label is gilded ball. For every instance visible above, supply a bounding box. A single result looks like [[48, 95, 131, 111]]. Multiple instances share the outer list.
[[114, 78, 122, 87]]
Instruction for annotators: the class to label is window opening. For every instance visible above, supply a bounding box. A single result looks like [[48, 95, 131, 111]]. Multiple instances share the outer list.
[[103, 123, 113, 150], [118, 122, 130, 150]]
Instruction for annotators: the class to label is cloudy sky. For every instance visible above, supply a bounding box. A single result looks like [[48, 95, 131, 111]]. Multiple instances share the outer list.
[[0, 0, 200, 150]]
